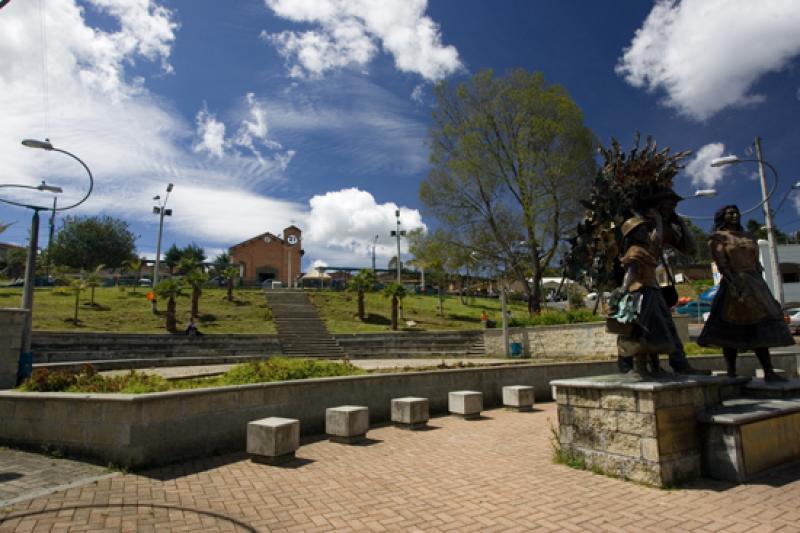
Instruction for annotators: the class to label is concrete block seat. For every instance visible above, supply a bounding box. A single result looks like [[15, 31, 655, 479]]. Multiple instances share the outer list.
[[744, 378, 800, 399], [503, 385, 534, 411], [391, 397, 429, 429], [326, 405, 369, 444], [247, 417, 300, 465], [449, 391, 483, 419], [699, 397, 800, 482]]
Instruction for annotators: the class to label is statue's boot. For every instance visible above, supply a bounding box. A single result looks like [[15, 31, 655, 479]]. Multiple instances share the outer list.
[[648, 353, 665, 375], [755, 348, 788, 382], [723, 348, 738, 378], [627, 354, 650, 380]]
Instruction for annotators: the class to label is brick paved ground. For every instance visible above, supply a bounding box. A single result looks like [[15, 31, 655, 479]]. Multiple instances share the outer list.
[[1, 402, 800, 532], [0, 448, 113, 508]]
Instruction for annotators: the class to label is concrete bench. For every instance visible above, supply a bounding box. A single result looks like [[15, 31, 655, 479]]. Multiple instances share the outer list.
[[326, 405, 369, 443], [247, 417, 299, 465], [502, 385, 534, 411], [448, 391, 482, 419], [391, 397, 429, 429], [699, 398, 800, 482]]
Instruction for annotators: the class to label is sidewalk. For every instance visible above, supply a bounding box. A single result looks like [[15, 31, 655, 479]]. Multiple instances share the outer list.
[[2, 402, 799, 532]]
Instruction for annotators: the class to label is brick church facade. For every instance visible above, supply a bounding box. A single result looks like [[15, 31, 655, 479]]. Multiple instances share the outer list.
[[229, 225, 303, 286]]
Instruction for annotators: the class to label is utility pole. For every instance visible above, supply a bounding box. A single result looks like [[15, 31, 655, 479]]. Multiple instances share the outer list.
[[391, 210, 406, 283], [371, 234, 378, 272], [151, 183, 173, 312], [755, 138, 784, 305]]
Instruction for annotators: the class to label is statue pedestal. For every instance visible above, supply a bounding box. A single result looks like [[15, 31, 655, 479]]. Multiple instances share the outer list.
[[551, 374, 748, 487]]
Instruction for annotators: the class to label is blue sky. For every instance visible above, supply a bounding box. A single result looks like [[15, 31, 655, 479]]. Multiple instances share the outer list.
[[1, 0, 800, 270]]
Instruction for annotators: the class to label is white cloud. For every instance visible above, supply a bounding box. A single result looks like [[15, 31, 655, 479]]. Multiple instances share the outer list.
[[0, 1, 428, 268], [616, 0, 800, 120], [684, 142, 726, 188], [303, 188, 425, 267], [410, 84, 424, 104], [262, 0, 462, 81], [193, 105, 227, 158]]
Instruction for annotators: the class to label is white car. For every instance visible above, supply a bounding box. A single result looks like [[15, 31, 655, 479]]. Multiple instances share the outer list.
[[785, 307, 800, 334]]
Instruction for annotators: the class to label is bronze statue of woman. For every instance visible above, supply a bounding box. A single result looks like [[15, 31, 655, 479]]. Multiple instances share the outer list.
[[697, 205, 792, 381]]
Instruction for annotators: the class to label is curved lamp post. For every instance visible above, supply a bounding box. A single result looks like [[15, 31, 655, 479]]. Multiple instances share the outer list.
[[0, 139, 94, 382], [709, 137, 783, 304]]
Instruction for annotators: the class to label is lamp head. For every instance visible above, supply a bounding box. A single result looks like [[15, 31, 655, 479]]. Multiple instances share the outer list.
[[693, 189, 717, 197], [36, 181, 63, 193], [21, 138, 54, 150], [166, 183, 174, 192], [710, 155, 739, 167], [153, 195, 160, 201]]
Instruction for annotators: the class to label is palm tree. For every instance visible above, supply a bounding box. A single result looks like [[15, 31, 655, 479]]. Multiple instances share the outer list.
[[179, 257, 208, 318], [154, 278, 184, 332], [124, 257, 144, 293], [223, 265, 238, 302], [85, 264, 105, 306], [348, 269, 377, 320], [70, 275, 86, 324], [382, 282, 407, 331]]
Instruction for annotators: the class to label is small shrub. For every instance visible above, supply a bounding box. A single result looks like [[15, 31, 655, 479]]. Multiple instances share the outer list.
[[19, 365, 169, 393], [220, 357, 364, 385]]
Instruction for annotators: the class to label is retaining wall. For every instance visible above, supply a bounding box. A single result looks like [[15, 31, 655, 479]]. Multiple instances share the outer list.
[[0, 308, 27, 389], [1, 353, 797, 469]]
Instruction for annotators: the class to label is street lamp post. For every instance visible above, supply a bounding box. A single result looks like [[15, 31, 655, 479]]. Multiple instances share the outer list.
[[371, 234, 379, 273], [710, 137, 784, 304], [151, 183, 173, 312], [2, 139, 93, 383], [390, 210, 406, 283]]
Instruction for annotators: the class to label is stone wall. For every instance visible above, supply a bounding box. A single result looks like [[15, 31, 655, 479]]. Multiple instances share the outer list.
[[0, 309, 27, 389], [483, 317, 691, 358], [483, 322, 616, 358], [1, 354, 797, 469], [553, 376, 746, 486]]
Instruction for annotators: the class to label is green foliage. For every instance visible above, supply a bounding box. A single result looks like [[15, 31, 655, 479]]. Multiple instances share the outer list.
[[220, 358, 364, 385], [164, 243, 183, 273], [181, 242, 206, 263], [1, 246, 26, 279], [512, 309, 603, 327], [19, 358, 363, 394], [19, 365, 170, 394], [155, 278, 184, 332], [684, 342, 720, 355], [49, 215, 136, 270], [422, 68, 596, 313], [348, 269, 377, 319]]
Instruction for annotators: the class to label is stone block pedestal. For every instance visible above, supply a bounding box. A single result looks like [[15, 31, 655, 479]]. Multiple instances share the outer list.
[[247, 417, 300, 465], [391, 397, 429, 429], [326, 405, 369, 443], [502, 385, 534, 411], [448, 391, 483, 419], [551, 374, 747, 487]]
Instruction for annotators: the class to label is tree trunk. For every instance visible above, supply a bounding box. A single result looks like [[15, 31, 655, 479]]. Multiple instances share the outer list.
[[73, 290, 80, 324], [391, 296, 398, 330], [357, 290, 365, 320], [192, 285, 201, 318], [437, 284, 444, 317], [227, 279, 233, 301], [90, 286, 96, 306], [166, 297, 176, 332]]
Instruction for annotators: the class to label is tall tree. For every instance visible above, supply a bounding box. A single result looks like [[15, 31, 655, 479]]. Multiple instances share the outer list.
[[179, 257, 207, 318], [223, 265, 239, 302], [155, 278, 184, 332], [164, 244, 183, 275], [746, 219, 790, 243], [408, 228, 457, 316], [348, 269, 377, 320], [1, 247, 26, 279], [421, 69, 595, 314], [123, 257, 145, 293], [181, 242, 206, 263], [382, 282, 407, 331], [49, 215, 136, 270]]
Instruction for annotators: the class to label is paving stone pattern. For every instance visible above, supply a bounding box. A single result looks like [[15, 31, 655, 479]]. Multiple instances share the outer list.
[[0, 448, 112, 508], [2, 403, 800, 531]]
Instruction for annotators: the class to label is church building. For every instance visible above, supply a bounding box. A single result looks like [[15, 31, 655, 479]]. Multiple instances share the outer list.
[[229, 225, 303, 286]]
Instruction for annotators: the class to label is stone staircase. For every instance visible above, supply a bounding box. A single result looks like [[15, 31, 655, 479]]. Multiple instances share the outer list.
[[266, 290, 346, 358]]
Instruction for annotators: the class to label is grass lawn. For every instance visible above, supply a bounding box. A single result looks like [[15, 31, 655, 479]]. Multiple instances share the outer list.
[[0, 286, 276, 333], [308, 291, 543, 333]]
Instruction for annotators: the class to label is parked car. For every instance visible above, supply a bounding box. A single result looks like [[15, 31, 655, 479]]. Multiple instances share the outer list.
[[138, 278, 153, 287], [676, 300, 712, 318], [784, 307, 800, 334]]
